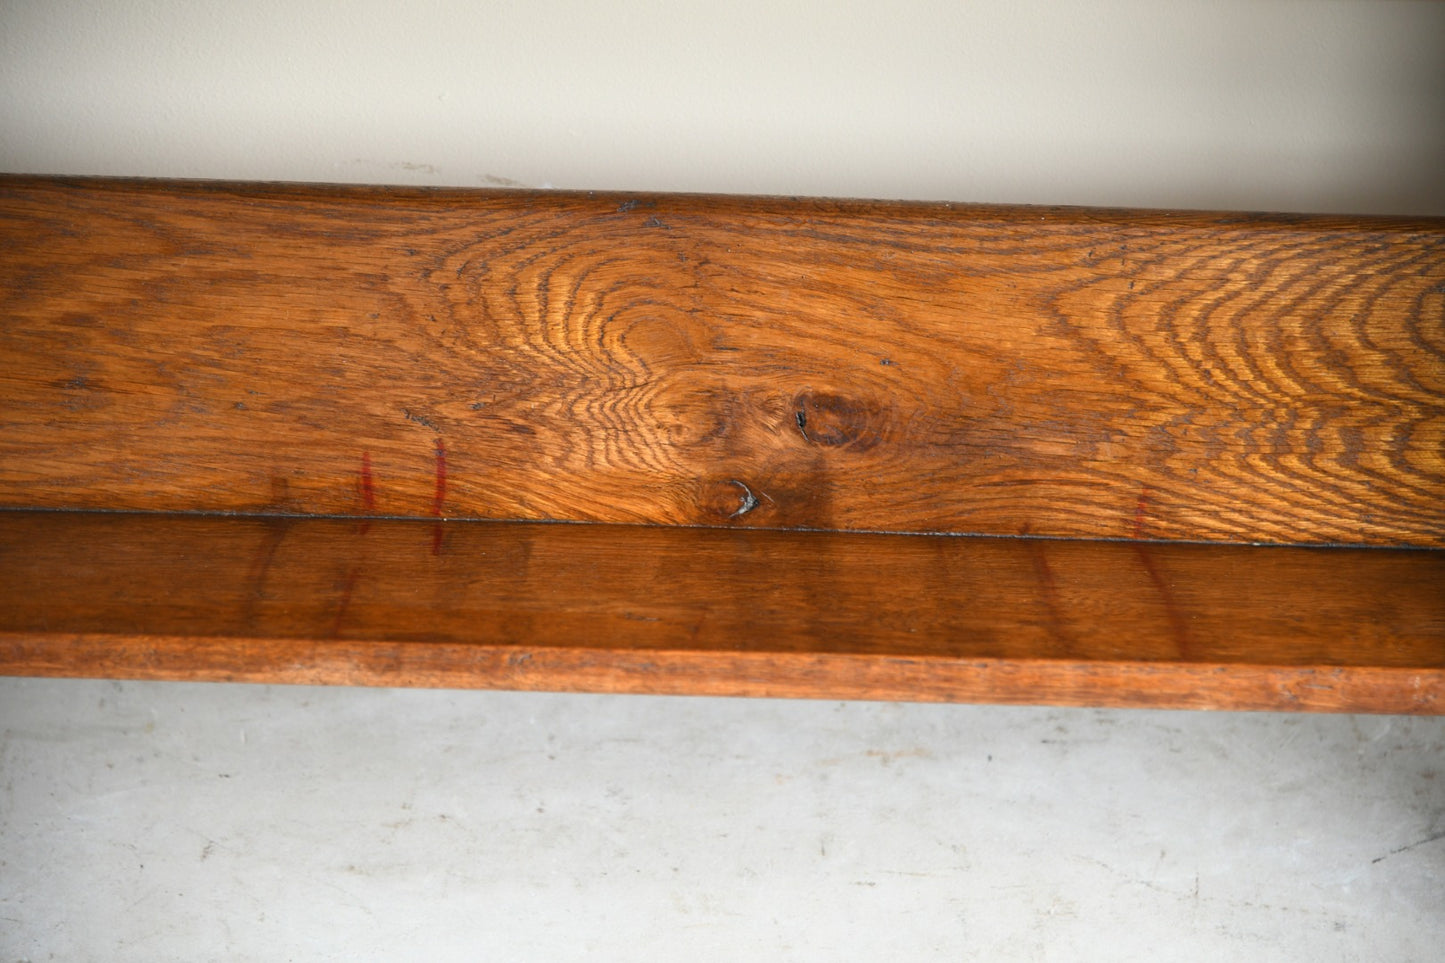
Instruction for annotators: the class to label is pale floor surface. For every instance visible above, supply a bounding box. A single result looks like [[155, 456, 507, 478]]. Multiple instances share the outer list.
[[1, 678, 1441, 961]]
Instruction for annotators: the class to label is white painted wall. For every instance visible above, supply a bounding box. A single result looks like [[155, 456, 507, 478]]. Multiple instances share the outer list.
[[4, 0, 1443, 213]]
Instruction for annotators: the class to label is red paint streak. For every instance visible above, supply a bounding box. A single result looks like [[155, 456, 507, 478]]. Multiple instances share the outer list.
[[431, 438, 447, 556], [359, 451, 376, 512], [332, 565, 361, 637], [1133, 488, 1149, 539]]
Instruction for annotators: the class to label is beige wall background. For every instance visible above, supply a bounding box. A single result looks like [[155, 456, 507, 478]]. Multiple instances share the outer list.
[[3, 0, 1443, 214]]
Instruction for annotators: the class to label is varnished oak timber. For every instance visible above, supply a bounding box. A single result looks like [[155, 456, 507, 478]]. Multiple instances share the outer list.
[[2, 177, 1442, 710], [2, 177, 1443, 545], [0, 511, 1441, 712]]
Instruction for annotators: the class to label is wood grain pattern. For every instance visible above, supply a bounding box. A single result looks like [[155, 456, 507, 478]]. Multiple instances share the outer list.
[[1, 511, 1441, 712], [2, 177, 1442, 545]]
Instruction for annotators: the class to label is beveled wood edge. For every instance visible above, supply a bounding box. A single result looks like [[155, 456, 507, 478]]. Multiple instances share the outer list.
[[3, 633, 1439, 714], [6, 172, 1444, 229]]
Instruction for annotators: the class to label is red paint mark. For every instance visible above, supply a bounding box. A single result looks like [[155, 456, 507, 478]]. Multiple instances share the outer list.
[[332, 565, 361, 637], [431, 438, 447, 555], [359, 451, 376, 512], [1133, 488, 1149, 539]]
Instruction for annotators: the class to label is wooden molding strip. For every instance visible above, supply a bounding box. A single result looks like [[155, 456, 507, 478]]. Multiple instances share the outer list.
[[2, 176, 1442, 546], [2, 511, 1440, 712]]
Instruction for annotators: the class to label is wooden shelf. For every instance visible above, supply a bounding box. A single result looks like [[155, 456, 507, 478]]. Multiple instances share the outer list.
[[1, 177, 1441, 710], [2, 510, 1440, 712]]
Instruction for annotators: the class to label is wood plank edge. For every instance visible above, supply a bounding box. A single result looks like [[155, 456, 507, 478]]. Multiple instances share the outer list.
[[2, 633, 1438, 714]]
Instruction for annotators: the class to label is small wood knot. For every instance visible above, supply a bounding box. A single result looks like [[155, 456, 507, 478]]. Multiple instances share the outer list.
[[698, 478, 765, 522], [729, 480, 759, 518], [794, 391, 884, 450]]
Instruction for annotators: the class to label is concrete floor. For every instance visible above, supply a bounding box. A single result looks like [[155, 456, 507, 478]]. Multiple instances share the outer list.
[[1, 679, 1440, 960]]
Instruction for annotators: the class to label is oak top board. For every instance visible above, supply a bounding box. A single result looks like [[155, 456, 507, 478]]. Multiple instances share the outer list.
[[3, 176, 1442, 545]]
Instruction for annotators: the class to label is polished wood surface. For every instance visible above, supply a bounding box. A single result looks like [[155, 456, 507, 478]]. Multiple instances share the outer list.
[[2, 511, 1440, 712], [3, 177, 1441, 710], [2, 177, 1442, 545]]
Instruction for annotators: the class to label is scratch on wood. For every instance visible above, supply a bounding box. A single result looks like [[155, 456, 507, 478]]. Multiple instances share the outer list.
[[403, 408, 440, 432], [433, 440, 448, 516], [241, 519, 291, 629], [332, 565, 360, 637], [1132, 487, 1193, 658], [1027, 541, 1075, 653], [432, 438, 448, 555], [359, 451, 375, 512]]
